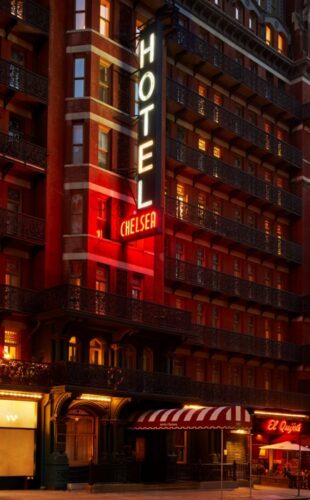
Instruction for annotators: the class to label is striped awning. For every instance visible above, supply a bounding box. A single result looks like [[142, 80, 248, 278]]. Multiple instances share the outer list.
[[130, 406, 251, 430]]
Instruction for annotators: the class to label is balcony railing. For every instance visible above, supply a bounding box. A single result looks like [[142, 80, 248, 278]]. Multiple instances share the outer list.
[[0, 131, 47, 169], [0, 359, 308, 411], [0, 284, 36, 313], [166, 196, 302, 264], [167, 80, 302, 169], [36, 285, 193, 335], [167, 25, 301, 118], [0, 58, 47, 103], [167, 138, 302, 216], [191, 323, 300, 363], [0, 208, 45, 245], [165, 258, 301, 313], [0, 0, 49, 34]]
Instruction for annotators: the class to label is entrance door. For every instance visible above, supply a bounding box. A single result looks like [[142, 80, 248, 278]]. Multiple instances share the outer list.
[[142, 431, 167, 482], [65, 409, 96, 465]]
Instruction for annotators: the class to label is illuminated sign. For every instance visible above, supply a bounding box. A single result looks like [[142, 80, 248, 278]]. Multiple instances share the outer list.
[[264, 419, 303, 434], [0, 400, 37, 428], [137, 21, 163, 210], [120, 209, 159, 241], [120, 21, 163, 241]]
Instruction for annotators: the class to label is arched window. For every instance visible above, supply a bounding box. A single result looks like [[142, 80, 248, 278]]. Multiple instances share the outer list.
[[68, 336, 80, 362], [89, 338, 104, 365], [277, 33, 284, 53], [124, 345, 136, 369], [142, 347, 153, 372], [265, 25, 272, 46]]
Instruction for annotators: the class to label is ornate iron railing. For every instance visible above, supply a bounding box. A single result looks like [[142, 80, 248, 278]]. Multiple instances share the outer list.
[[167, 138, 302, 216], [0, 58, 47, 103], [0, 207, 45, 244], [191, 324, 300, 363], [0, 359, 309, 411], [165, 196, 302, 264], [0, 131, 46, 168], [0, 284, 36, 313], [165, 258, 301, 313], [0, 0, 49, 34], [36, 285, 192, 334], [167, 25, 301, 118], [167, 79, 302, 169]]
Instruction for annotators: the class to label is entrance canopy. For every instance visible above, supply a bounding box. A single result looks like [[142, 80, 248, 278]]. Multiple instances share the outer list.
[[130, 405, 251, 430], [260, 441, 309, 452]]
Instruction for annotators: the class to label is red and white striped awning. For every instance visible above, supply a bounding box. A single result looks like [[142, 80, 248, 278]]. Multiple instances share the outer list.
[[130, 406, 251, 430]]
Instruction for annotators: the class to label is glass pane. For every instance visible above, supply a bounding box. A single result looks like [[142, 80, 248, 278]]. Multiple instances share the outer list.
[[99, 132, 108, 149], [74, 58, 85, 78], [73, 146, 83, 163], [75, 13, 85, 30], [74, 80, 84, 97], [73, 125, 83, 144], [76, 0, 85, 10]]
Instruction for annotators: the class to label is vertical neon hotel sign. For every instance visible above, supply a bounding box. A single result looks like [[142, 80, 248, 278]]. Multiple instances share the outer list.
[[120, 22, 163, 241]]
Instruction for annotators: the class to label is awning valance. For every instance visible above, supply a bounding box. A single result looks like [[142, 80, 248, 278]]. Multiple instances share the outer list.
[[130, 406, 251, 430]]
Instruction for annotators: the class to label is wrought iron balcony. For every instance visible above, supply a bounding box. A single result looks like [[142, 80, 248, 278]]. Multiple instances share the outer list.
[[0, 284, 36, 313], [167, 80, 302, 169], [165, 258, 301, 313], [0, 207, 45, 245], [36, 285, 193, 335], [0, 58, 47, 103], [165, 196, 302, 264], [191, 323, 300, 363], [1, 359, 308, 412], [0, 0, 49, 35], [0, 131, 46, 169], [167, 25, 301, 118], [167, 138, 301, 216]]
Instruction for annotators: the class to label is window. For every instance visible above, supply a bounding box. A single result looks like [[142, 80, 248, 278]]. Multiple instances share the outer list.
[[247, 213, 256, 227], [176, 183, 188, 219], [73, 58, 85, 97], [124, 345, 136, 369], [89, 338, 104, 365], [3, 330, 20, 360], [11, 0, 23, 19], [99, 61, 110, 103], [233, 313, 240, 332], [277, 129, 283, 157], [74, 0, 85, 30], [247, 315, 255, 335], [276, 223, 283, 255], [264, 319, 271, 339], [249, 14, 257, 32], [197, 192, 206, 222], [71, 193, 83, 234], [198, 138, 206, 151], [264, 368, 271, 390], [277, 33, 284, 53], [10, 46, 24, 90], [211, 361, 221, 383], [234, 155, 242, 169], [213, 93, 222, 123], [264, 121, 271, 151], [198, 84, 206, 115], [213, 146, 221, 159], [96, 198, 110, 238], [247, 263, 255, 282], [246, 367, 255, 388], [172, 356, 185, 376], [212, 253, 219, 271], [211, 306, 219, 328], [5, 258, 20, 287], [9, 113, 23, 141], [98, 129, 110, 169], [95, 264, 109, 313], [235, 5, 242, 21], [234, 208, 242, 223], [132, 273, 143, 300], [68, 336, 80, 362], [231, 365, 242, 386], [72, 123, 83, 163], [100, 0, 110, 36], [175, 431, 187, 464], [196, 303, 204, 325], [266, 25, 272, 46], [142, 347, 153, 372]]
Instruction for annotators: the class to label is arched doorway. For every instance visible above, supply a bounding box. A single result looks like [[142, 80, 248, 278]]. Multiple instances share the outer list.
[[65, 407, 97, 465]]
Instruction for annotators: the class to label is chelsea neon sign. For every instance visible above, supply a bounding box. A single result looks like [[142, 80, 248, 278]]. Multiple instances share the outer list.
[[120, 22, 163, 241]]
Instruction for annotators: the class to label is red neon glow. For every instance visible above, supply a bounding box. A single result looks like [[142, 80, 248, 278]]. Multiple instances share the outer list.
[[264, 419, 302, 434], [120, 210, 158, 239]]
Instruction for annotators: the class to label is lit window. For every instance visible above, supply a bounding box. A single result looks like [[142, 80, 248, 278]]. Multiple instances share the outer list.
[[98, 129, 110, 169], [71, 193, 83, 234], [96, 199, 110, 238], [68, 336, 80, 362], [277, 129, 283, 157], [235, 6, 240, 20], [99, 61, 110, 103], [73, 58, 85, 97], [197, 192, 206, 222], [249, 14, 256, 31], [124, 345, 136, 369], [132, 273, 143, 300], [247, 263, 255, 282], [74, 0, 85, 30], [11, 0, 23, 19], [198, 84, 206, 97], [265, 25, 272, 46], [95, 264, 109, 314], [264, 122, 271, 151], [3, 330, 20, 360], [5, 258, 20, 287], [198, 138, 206, 151], [264, 219, 271, 235], [213, 93, 222, 123], [277, 33, 284, 53], [89, 338, 104, 365], [176, 183, 188, 219], [100, 0, 110, 36], [212, 253, 219, 271], [264, 319, 271, 339], [72, 123, 83, 163], [213, 146, 221, 158]]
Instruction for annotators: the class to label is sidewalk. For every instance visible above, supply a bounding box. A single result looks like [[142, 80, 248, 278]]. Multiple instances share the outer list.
[[0, 485, 309, 500]]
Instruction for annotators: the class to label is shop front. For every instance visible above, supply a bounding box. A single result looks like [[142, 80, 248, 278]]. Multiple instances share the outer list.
[[127, 405, 252, 485], [251, 411, 310, 489]]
